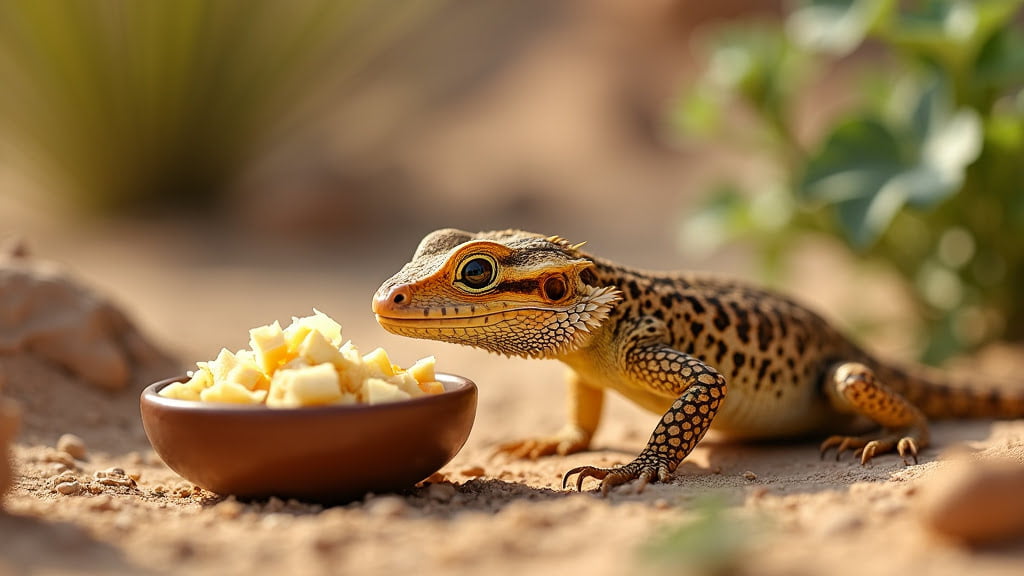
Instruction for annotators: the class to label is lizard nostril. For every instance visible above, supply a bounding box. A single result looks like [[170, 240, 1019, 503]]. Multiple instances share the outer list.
[[386, 285, 411, 307], [373, 284, 413, 314]]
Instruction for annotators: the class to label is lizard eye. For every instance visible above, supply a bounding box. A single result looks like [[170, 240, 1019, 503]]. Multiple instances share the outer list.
[[455, 255, 497, 292]]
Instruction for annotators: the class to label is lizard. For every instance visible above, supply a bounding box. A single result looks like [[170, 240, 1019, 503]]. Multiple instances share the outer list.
[[372, 228, 1024, 495]]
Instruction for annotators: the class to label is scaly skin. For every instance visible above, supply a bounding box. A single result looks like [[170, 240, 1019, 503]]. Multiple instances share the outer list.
[[372, 229, 1024, 494]]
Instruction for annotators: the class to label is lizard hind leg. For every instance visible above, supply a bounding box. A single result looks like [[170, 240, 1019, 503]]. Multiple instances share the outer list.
[[820, 362, 930, 465]]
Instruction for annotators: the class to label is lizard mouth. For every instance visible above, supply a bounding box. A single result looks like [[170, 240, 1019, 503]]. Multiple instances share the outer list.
[[374, 308, 547, 329]]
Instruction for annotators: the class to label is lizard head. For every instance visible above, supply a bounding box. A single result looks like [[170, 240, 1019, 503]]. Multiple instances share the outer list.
[[372, 228, 621, 358]]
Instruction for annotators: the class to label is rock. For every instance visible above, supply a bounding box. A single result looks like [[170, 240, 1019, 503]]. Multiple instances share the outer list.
[[56, 433, 88, 460], [0, 245, 173, 391], [919, 458, 1024, 545]]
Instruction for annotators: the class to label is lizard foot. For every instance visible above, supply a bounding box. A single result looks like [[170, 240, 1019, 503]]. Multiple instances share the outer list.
[[493, 425, 591, 460], [820, 431, 920, 466], [562, 451, 672, 496]]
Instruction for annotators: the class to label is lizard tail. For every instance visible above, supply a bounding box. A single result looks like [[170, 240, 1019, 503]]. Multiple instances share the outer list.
[[879, 362, 1024, 420]]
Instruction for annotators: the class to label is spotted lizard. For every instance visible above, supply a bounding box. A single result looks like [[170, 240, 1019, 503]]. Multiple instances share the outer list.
[[372, 229, 1024, 494]]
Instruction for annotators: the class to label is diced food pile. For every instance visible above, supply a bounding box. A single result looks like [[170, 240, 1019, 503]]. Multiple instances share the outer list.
[[159, 310, 444, 407]]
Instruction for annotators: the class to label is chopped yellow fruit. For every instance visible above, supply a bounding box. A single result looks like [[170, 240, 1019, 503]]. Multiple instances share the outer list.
[[293, 309, 343, 347], [420, 381, 445, 395], [200, 381, 268, 404], [227, 363, 268, 391], [297, 329, 345, 367], [365, 378, 412, 404], [361, 347, 395, 378], [393, 372, 425, 398], [162, 310, 446, 407], [159, 381, 201, 401], [407, 356, 437, 384], [284, 324, 313, 355], [267, 363, 342, 408], [249, 321, 290, 374], [207, 348, 238, 383]]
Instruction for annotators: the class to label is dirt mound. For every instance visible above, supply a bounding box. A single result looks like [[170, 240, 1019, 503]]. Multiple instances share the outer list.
[[0, 240, 179, 508]]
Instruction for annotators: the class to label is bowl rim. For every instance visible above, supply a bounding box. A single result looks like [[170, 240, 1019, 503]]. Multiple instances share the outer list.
[[141, 372, 476, 415]]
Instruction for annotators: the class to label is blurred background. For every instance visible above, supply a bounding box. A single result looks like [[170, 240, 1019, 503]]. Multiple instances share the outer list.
[[0, 0, 1021, 366]]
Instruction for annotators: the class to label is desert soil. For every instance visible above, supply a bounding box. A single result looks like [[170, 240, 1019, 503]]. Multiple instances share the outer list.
[[1, 189, 1023, 576]]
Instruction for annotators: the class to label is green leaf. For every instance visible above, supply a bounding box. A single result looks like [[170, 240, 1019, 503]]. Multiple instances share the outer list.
[[881, 0, 1024, 73], [701, 23, 805, 117], [800, 118, 904, 205], [974, 22, 1024, 94], [787, 0, 894, 55], [800, 79, 982, 248]]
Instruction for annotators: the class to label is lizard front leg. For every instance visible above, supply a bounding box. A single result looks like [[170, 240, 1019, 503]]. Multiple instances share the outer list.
[[820, 362, 930, 465], [495, 371, 604, 459], [563, 317, 727, 495]]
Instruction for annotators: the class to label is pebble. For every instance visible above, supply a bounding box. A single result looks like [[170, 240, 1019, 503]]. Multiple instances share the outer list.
[[55, 481, 81, 495], [94, 467, 136, 488], [50, 471, 78, 487], [742, 470, 757, 481], [920, 459, 1024, 545], [56, 433, 88, 460]]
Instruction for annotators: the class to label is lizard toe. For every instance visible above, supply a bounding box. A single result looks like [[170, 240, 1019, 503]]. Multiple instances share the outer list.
[[563, 452, 674, 496], [897, 437, 919, 465], [562, 466, 608, 492]]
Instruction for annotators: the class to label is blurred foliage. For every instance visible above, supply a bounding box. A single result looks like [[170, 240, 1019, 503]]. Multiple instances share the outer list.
[[676, 0, 1024, 362], [0, 0, 444, 214]]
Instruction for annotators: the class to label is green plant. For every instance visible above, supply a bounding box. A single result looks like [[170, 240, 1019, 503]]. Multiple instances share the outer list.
[[676, 0, 1024, 362], [0, 0, 443, 214]]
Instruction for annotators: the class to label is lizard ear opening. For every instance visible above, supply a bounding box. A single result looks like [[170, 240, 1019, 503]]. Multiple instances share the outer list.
[[543, 274, 568, 302]]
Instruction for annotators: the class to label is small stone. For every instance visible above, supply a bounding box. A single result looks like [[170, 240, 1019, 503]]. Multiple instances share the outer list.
[[50, 471, 78, 487], [56, 433, 88, 460], [94, 467, 135, 488], [920, 458, 1024, 545], [55, 481, 81, 495], [742, 471, 757, 481], [653, 498, 672, 510]]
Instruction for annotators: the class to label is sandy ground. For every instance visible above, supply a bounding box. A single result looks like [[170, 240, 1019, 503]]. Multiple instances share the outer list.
[[1, 188, 1023, 576]]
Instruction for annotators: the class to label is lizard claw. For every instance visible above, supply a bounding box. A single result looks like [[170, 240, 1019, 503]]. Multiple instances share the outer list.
[[561, 452, 672, 496], [819, 432, 921, 466]]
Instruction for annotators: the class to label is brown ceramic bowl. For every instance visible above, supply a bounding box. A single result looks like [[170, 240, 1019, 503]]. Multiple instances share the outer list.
[[140, 373, 476, 502]]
